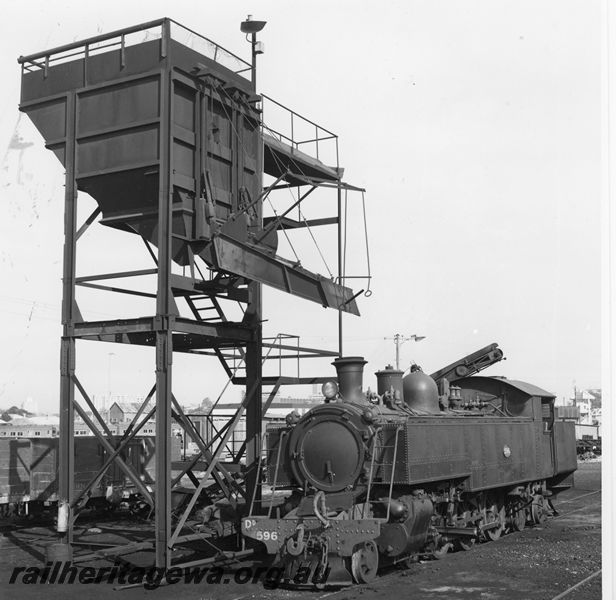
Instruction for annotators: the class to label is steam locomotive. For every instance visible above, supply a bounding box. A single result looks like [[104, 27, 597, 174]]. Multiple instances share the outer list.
[[242, 356, 577, 585]]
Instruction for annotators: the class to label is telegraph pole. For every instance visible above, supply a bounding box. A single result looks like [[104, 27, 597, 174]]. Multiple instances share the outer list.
[[384, 333, 426, 369]]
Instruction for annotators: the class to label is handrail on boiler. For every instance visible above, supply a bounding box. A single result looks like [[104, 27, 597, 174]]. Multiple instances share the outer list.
[[385, 427, 402, 522]]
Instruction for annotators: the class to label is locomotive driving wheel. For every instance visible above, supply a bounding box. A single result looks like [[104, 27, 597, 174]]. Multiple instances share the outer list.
[[510, 501, 527, 532], [456, 507, 478, 550], [485, 503, 506, 541], [351, 540, 379, 583], [531, 494, 548, 524], [432, 542, 454, 559]]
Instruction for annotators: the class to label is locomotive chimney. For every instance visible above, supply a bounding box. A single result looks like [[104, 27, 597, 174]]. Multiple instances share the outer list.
[[332, 356, 367, 401]]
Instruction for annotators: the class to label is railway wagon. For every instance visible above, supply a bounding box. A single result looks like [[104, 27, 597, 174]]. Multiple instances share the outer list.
[[242, 358, 577, 585], [0, 434, 179, 516]]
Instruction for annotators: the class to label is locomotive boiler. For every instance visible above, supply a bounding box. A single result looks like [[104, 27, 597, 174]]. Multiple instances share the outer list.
[[241, 357, 577, 585]]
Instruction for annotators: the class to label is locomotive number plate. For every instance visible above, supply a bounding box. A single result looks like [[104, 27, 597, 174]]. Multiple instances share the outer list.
[[243, 518, 278, 541]]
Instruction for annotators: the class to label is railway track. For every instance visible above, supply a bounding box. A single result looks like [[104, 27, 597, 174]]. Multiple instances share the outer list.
[[550, 569, 602, 600], [0, 463, 601, 600], [554, 489, 601, 505], [553, 501, 601, 520]]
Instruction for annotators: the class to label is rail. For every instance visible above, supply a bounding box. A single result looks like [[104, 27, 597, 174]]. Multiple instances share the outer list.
[[18, 17, 251, 77]]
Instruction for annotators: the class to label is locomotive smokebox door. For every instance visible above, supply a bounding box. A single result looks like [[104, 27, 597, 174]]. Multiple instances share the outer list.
[[287, 403, 373, 492]]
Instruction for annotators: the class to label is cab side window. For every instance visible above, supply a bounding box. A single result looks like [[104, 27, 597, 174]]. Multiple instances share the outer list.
[[541, 399, 554, 433]]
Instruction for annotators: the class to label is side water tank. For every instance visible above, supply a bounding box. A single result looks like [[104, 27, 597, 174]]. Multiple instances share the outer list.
[[403, 370, 440, 414]]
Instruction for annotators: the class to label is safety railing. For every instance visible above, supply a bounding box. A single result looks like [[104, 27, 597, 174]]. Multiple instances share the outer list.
[[18, 17, 251, 77], [263, 333, 301, 378], [261, 93, 340, 169], [227, 332, 336, 380]]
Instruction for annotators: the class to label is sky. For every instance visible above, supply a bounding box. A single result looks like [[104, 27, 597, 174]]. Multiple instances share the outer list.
[[0, 0, 602, 413]]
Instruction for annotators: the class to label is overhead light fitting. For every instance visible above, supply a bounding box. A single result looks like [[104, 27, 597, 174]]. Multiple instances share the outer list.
[[240, 15, 266, 34]]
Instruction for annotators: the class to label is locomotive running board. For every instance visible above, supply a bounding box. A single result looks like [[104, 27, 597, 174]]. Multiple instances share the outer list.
[[205, 233, 360, 315]]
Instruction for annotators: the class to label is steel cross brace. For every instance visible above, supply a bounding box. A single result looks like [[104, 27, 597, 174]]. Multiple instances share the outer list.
[[232, 376, 283, 464], [170, 410, 234, 500], [254, 185, 317, 243], [170, 418, 233, 487], [171, 395, 246, 500], [169, 372, 264, 547], [75, 206, 101, 241], [71, 406, 156, 510], [71, 376, 154, 506], [120, 384, 157, 442], [71, 384, 157, 509]]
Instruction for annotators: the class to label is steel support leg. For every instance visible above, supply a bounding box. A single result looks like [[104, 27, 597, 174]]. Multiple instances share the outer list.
[[245, 282, 262, 508], [155, 328, 172, 568], [155, 57, 173, 569], [58, 338, 75, 540], [58, 91, 77, 545], [245, 83, 264, 507]]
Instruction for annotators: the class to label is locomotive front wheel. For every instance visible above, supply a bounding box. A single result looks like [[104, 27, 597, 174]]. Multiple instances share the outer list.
[[531, 495, 548, 524], [433, 542, 453, 559], [351, 540, 379, 584], [456, 538, 476, 551]]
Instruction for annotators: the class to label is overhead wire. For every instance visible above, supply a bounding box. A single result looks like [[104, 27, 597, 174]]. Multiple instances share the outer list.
[[297, 205, 333, 278], [343, 187, 348, 286], [216, 82, 370, 287], [208, 84, 372, 295], [265, 195, 301, 263], [258, 119, 315, 254], [214, 85, 303, 264], [259, 118, 335, 276], [361, 190, 372, 295], [263, 134, 331, 271]]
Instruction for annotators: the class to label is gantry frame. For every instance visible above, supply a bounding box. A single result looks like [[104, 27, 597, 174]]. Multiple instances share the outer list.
[[18, 18, 366, 570]]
